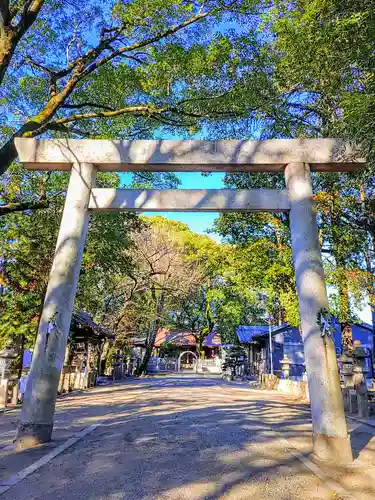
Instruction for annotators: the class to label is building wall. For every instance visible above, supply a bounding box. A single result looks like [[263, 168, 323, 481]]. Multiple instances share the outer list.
[[242, 321, 374, 379], [279, 323, 374, 379], [351, 325, 373, 351], [282, 327, 305, 378]]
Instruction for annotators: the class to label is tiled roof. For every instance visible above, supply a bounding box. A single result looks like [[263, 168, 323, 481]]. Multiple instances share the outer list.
[[202, 331, 222, 347], [71, 311, 111, 338], [154, 329, 196, 347], [237, 320, 374, 344], [150, 328, 223, 347]]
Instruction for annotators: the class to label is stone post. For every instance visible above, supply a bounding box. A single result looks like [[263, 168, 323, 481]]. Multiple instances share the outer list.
[[285, 162, 352, 464], [15, 163, 96, 449], [0, 379, 8, 411]]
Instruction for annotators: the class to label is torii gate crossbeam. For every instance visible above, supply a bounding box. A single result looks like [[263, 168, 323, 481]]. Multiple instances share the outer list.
[[88, 188, 291, 212], [14, 138, 364, 464]]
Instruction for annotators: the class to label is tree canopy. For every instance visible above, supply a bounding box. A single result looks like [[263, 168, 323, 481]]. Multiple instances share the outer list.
[[0, 0, 271, 176]]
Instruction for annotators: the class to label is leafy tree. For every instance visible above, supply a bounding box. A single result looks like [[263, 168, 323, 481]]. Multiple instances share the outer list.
[[222, 345, 247, 380], [266, 1, 375, 149], [265, 2, 375, 320], [213, 171, 299, 328], [0, 0, 272, 183], [214, 169, 375, 341], [219, 2, 375, 337], [104, 217, 205, 374], [170, 228, 266, 345], [0, 168, 140, 351], [171, 286, 212, 358]]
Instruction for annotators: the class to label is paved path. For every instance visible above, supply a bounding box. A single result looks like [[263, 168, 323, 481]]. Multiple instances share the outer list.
[[1, 377, 375, 499]]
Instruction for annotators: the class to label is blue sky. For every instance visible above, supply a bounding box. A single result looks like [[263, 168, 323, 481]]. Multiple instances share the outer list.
[[120, 171, 226, 240], [143, 172, 225, 239]]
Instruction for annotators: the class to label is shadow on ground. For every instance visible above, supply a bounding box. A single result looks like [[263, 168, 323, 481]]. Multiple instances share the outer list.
[[1, 377, 375, 500]]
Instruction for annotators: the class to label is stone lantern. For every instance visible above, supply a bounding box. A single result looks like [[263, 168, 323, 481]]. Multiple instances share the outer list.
[[348, 341, 371, 418], [0, 339, 18, 378], [339, 351, 354, 387], [281, 354, 292, 380], [0, 339, 18, 411], [353, 342, 369, 371], [352, 342, 370, 392]]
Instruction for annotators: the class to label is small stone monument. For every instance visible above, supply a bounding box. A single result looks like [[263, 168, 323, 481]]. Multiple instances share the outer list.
[[281, 354, 292, 380], [0, 340, 18, 411], [352, 341, 370, 418]]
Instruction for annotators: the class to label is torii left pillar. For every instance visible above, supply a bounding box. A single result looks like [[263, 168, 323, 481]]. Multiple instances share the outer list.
[[15, 162, 96, 449]]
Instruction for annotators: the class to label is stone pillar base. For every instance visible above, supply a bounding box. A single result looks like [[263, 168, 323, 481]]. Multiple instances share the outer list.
[[14, 423, 53, 450], [358, 393, 370, 418], [313, 432, 353, 465]]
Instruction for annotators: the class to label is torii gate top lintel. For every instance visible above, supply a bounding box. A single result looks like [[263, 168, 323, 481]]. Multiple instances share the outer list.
[[15, 138, 365, 172]]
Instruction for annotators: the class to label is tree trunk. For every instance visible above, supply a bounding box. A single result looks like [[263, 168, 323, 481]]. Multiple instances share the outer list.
[[0, 2, 14, 85], [337, 269, 352, 351], [137, 287, 166, 375], [96, 342, 103, 376], [333, 236, 351, 324], [17, 334, 25, 379], [196, 334, 203, 359], [0, 1, 45, 87], [360, 184, 375, 339], [338, 276, 351, 322], [0, 72, 79, 175]]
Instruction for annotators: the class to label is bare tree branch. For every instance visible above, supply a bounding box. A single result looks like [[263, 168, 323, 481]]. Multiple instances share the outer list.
[[66, 21, 81, 66]]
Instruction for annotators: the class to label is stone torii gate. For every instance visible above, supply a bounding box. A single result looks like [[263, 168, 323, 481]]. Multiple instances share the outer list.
[[14, 137, 365, 463]]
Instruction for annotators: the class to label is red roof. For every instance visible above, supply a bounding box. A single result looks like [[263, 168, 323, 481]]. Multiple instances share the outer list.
[[154, 328, 222, 347], [154, 329, 196, 347], [202, 331, 222, 347]]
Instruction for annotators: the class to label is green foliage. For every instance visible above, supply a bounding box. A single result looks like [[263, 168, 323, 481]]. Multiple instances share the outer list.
[[159, 341, 180, 358], [222, 345, 247, 379], [268, 0, 375, 160], [0, 166, 142, 348], [3, 0, 375, 357], [0, 0, 278, 178], [213, 177, 299, 329]]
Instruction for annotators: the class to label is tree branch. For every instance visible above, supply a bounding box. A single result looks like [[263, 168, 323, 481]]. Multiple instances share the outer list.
[[46, 105, 168, 127], [66, 21, 80, 66], [61, 102, 116, 111], [0, 199, 49, 216], [0, 6, 220, 174], [44, 122, 92, 137], [54, 21, 127, 80], [24, 55, 56, 75], [119, 54, 149, 66], [80, 10, 211, 80]]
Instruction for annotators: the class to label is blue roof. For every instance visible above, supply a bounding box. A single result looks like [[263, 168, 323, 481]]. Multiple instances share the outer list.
[[237, 321, 374, 346], [236, 325, 283, 343], [361, 322, 373, 331]]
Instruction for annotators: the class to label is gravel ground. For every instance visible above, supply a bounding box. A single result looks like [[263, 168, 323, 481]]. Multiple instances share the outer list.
[[1, 377, 375, 500]]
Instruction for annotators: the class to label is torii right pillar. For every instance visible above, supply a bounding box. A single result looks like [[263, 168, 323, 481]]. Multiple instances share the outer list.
[[285, 162, 352, 464]]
